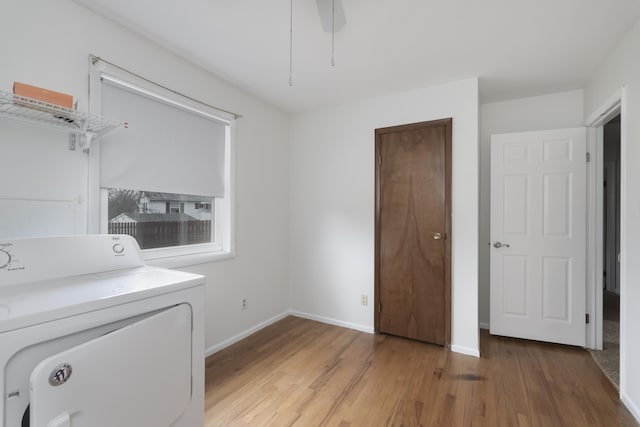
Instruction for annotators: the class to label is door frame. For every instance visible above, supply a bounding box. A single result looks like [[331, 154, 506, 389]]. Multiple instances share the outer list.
[[374, 118, 452, 347], [585, 87, 625, 357]]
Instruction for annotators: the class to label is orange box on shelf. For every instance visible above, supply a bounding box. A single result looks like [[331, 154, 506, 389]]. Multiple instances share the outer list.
[[13, 82, 73, 109]]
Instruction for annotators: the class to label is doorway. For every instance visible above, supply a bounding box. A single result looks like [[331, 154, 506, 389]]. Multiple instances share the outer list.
[[374, 119, 452, 346], [590, 114, 621, 387]]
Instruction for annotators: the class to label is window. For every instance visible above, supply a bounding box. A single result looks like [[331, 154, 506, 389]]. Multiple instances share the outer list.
[[90, 59, 235, 265], [166, 202, 183, 214]]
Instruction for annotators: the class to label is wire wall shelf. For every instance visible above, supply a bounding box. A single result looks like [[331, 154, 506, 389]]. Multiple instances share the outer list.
[[0, 90, 126, 149]]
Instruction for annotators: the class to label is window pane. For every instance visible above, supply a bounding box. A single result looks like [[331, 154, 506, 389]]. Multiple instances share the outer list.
[[107, 189, 214, 250]]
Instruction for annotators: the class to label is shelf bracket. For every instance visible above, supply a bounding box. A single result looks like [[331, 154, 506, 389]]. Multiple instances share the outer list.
[[68, 134, 77, 151]]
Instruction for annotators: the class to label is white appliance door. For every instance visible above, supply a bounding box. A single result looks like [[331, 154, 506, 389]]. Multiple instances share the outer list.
[[490, 128, 586, 346], [30, 304, 192, 427]]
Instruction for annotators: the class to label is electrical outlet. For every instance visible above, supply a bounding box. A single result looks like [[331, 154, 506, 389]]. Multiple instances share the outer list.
[[360, 295, 368, 306], [242, 298, 247, 310]]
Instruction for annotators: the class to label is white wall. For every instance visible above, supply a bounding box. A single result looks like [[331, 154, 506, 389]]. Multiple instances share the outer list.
[[289, 78, 480, 356], [584, 18, 640, 421], [478, 90, 584, 327], [0, 0, 290, 352]]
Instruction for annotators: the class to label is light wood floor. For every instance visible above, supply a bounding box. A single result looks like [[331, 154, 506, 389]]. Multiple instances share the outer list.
[[204, 316, 637, 426]]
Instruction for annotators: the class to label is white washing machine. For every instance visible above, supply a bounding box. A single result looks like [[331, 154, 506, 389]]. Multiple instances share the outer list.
[[0, 235, 205, 427]]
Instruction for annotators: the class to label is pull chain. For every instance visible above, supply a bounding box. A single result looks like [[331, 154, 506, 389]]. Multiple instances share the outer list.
[[289, 0, 294, 86], [331, 0, 335, 67]]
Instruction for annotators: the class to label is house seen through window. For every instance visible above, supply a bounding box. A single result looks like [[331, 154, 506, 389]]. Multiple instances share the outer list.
[[108, 190, 214, 250]]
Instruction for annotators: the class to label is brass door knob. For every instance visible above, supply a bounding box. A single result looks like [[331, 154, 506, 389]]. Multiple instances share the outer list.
[[433, 233, 442, 240]]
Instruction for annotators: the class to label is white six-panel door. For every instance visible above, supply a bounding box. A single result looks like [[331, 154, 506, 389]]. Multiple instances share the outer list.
[[490, 128, 586, 346]]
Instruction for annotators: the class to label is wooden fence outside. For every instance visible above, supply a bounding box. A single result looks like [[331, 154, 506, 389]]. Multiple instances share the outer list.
[[109, 220, 212, 249]]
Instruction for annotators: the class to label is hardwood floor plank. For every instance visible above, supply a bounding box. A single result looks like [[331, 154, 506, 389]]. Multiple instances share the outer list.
[[204, 317, 637, 427]]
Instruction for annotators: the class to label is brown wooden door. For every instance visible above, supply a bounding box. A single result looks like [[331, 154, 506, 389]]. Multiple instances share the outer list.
[[375, 119, 451, 346]]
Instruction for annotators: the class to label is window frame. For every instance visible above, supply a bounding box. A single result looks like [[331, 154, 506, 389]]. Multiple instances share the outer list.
[[88, 59, 236, 267]]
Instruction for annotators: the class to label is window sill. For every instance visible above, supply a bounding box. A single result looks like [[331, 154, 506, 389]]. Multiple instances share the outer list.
[[145, 250, 235, 269]]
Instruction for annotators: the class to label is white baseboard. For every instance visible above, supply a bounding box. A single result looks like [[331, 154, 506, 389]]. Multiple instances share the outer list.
[[621, 391, 640, 424], [204, 310, 480, 359], [479, 322, 490, 330], [205, 311, 290, 357], [289, 310, 375, 334], [451, 344, 480, 358]]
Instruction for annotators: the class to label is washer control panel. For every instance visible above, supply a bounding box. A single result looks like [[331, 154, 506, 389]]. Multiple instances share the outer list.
[[0, 235, 145, 287]]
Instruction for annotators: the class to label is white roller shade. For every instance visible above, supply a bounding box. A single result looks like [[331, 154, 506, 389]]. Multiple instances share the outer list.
[[99, 76, 227, 197]]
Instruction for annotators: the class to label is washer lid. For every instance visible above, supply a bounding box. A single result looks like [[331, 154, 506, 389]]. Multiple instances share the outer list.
[[0, 266, 204, 333]]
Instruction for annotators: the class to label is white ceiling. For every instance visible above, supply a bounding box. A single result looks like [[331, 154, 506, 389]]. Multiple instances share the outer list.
[[75, 0, 640, 113]]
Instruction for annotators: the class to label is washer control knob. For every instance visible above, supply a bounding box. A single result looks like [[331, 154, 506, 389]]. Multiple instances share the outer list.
[[112, 244, 125, 254], [0, 249, 11, 269]]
